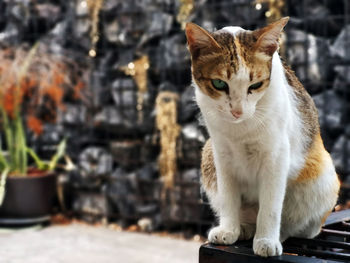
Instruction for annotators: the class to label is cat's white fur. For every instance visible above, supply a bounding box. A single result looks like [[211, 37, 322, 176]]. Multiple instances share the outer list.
[[194, 28, 339, 257]]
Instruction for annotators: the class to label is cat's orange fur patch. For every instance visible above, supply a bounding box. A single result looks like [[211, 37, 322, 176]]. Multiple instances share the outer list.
[[294, 133, 327, 183]]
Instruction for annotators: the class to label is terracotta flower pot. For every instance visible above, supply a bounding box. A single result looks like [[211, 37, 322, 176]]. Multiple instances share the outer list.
[[0, 172, 57, 223]]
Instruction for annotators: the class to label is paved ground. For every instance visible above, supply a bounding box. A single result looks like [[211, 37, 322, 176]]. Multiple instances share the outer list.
[[0, 224, 202, 263]]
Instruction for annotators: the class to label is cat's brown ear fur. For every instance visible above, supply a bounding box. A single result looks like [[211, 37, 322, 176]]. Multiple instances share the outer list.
[[185, 23, 221, 58], [254, 17, 289, 57]]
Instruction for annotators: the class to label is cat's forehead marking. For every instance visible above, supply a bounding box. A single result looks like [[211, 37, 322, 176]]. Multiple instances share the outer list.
[[221, 26, 245, 36], [211, 30, 241, 77]]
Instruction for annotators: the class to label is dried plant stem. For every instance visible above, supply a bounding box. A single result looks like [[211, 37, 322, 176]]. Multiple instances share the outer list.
[[156, 91, 181, 190], [87, 0, 104, 56], [120, 56, 150, 123], [177, 0, 194, 30]]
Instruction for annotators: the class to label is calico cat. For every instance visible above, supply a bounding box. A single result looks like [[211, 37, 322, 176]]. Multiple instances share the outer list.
[[185, 17, 340, 257]]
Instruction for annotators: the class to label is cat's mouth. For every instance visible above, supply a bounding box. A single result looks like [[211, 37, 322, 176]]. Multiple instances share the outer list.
[[219, 114, 245, 124]]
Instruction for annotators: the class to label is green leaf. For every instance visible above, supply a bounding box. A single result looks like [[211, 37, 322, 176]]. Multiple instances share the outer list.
[[0, 151, 9, 171], [0, 108, 14, 170], [26, 139, 66, 172], [26, 147, 47, 170], [0, 167, 9, 206], [15, 117, 27, 175], [48, 139, 66, 171]]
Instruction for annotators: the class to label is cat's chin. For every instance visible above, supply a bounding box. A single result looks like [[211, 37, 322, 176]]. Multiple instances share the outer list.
[[231, 119, 244, 124], [220, 116, 246, 124]]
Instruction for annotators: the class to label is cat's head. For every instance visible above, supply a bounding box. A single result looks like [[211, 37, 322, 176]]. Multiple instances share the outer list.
[[185, 17, 289, 123]]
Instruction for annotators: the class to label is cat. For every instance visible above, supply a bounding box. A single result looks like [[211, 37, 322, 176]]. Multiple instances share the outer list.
[[185, 17, 340, 257]]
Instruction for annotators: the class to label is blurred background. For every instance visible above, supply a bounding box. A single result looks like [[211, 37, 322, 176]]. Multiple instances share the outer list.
[[0, 0, 349, 262]]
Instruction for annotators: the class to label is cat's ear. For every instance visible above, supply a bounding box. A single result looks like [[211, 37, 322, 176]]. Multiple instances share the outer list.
[[253, 17, 289, 58], [185, 23, 221, 57]]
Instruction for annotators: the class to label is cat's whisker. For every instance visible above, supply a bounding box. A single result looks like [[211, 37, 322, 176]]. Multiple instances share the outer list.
[[251, 112, 269, 133], [251, 117, 266, 133]]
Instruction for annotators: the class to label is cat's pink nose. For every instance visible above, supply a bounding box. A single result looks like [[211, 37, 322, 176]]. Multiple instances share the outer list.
[[231, 110, 242, 119]]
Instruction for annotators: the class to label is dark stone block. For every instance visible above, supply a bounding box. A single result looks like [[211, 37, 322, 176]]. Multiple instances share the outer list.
[[313, 90, 344, 137], [68, 146, 114, 189], [109, 140, 158, 169], [72, 191, 108, 222], [57, 104, 87, 126], [179, 85, 199, 123], [157, 34, 190, 69], [139, 12, 174, 46], [331, 135, 350, 176], [181, 168, 201, 183], [287, 29, 330, 92], [287, 0, 344, 37], [109, 140, 143, 169], [331, 25, 350, 94], [68, 169, 103, 189], [106, 168, 138, 218], [179, 123, 206, 167]]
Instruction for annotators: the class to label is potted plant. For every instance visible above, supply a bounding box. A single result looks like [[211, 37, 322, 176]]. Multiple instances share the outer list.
[[0, 43, 85, 223]]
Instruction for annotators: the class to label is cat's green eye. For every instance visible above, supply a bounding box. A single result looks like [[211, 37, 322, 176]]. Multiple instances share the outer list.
[[248, 81, 263, 93], [211, 79, 228, 91]]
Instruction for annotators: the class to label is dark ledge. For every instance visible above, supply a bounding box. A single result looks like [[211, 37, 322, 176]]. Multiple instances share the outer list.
[[199, 209, 350, 263]]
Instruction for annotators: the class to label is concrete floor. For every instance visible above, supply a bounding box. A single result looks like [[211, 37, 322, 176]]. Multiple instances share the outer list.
[[0, 224, 201, 263]]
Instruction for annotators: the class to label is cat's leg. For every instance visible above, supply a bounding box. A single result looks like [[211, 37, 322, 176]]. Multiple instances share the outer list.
[[207, 173, 241, 245], [201, 139, 241, 245], [253, 144, 289, 257], [280, 210, 330, 242], [295, 217, 325, 238], [281, 155, 340, 242]]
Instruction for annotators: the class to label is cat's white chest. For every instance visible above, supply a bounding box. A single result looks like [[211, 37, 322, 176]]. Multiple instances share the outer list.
[[217, 134, 268, 181], [223, 140, 262, 202]]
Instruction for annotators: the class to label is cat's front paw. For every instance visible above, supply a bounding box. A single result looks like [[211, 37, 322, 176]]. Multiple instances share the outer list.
[[208, 226, 239, 245], [253, 237, 282, 257]]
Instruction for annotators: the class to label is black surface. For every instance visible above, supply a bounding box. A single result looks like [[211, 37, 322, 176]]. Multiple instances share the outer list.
[[324, 210, 350, 226], [199, 209, 350, 263], [199, 243, 341, 263]]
